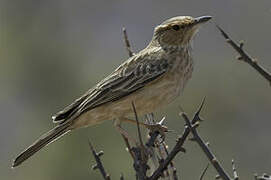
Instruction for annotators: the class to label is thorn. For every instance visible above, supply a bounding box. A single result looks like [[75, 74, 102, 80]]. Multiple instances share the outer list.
[[195, 97, 206, 120], [199, 163, 210, 180], [158, 117, 166, 125], [239, 40, 244, 49], [212, 158, 218, 164], [198, 116, 204, 122], [232, 159, 239, 180], [97, 151, 104, 157], [106, 175, 110, 180], [193, 121, 200, 129], [237, 56, 243, 60], [252, 58, 258, 64], [176, 136, 184, 142], [92, 164, 98, 170], [206, 142, 210, 146], [215, 175, 221, 179], [179, 147, 186, 153]]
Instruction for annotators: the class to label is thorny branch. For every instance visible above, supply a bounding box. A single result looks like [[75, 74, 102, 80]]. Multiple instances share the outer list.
[[181, 104, 232, 180], [88, 98, 270, 180], [148, 98, 205, 180], [87, 27, 271, 180], [88, 140, 111, 180], [131, 102, 149, 180], [216, 25, 271, 85]]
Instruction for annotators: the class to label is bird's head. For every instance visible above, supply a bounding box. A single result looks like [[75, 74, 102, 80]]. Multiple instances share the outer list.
[[151, 16, 212, 49]]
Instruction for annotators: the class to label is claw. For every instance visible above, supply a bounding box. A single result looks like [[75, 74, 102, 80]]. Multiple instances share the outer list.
[[158, 117, 166, 125], [146, 120, 168, 142]]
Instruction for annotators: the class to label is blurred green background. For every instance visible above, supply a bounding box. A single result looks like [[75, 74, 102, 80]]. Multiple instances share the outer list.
[[1, 0, 271, 179]]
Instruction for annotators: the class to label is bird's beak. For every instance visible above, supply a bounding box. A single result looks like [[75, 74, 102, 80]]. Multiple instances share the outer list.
[[194, 16, 212, 25]]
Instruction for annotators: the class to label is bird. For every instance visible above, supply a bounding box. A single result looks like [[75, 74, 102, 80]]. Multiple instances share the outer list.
[[12, 15, 212, 168]]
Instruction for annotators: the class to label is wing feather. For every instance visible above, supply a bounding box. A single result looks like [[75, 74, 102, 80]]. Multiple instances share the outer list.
[[52, 50, 169, 123]]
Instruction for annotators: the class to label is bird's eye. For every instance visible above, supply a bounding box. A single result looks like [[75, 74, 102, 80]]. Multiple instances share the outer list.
[[172, 25, 180, 31]]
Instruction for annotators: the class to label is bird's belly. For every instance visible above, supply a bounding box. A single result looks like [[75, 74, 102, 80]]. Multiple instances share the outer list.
[[73, 72, 188, 128], [73, 50, 193, 129]]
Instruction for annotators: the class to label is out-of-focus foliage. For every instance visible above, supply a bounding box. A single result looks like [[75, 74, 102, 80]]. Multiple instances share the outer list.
[[1, 0, 271, 179]]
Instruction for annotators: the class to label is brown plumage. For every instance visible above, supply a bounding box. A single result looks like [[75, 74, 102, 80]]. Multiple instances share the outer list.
[[12, 15, 211, 168]]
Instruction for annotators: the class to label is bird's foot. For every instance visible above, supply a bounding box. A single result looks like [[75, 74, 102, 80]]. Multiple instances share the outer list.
[[145, 118, 168, 142]]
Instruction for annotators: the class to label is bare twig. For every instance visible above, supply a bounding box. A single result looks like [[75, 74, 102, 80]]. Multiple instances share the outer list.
[[181, 111, 231, 180], [121, 134, 135, 159], [132, 102, 144, 147], [216, 25, 271, 85], [122, 27, 134, 57], [88, 139, 110, 180], [199, 163, 210, 180], [131, 146, 149, 180], [162, 142, 178, 180], [131, 102, 149, 180], [148, 98, 205, 180]]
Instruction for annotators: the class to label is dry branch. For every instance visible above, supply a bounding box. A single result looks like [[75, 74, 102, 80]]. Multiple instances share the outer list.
[[216, 25, 271, 85], [181, 111, 231, 180], [131, 102, 149, 180], [88, 140, 111, 180], [148, 99, 205, 180], [122, 27, 134, 57]]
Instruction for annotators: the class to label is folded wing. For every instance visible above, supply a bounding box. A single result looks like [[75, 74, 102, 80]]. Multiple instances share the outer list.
[[52, 51, 169, 123]]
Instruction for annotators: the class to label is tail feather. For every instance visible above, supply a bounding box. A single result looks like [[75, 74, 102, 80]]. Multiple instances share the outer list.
[[12, 122, 71, 168]]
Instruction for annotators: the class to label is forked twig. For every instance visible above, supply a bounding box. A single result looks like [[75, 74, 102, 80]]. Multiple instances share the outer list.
[[181, 107, 231, 180], [149, 98, 205, 180]]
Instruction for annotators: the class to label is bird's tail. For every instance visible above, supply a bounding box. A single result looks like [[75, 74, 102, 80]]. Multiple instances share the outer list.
[[12, 122, 71, 168]]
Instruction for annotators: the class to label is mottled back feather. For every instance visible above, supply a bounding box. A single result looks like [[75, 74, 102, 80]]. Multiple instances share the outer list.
[[52, 47, 169, 123]]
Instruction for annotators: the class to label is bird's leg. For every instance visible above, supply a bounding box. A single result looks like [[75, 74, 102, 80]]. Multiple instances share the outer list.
[[120, 117, 168, 141], [114, 119, 137, 145]]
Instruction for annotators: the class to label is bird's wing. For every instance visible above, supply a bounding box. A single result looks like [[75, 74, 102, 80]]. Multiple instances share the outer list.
[[52, 49, 169, 123]]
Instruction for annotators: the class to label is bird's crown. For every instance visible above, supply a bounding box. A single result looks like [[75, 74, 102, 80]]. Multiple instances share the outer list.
[[151, 16, 211, 49]]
